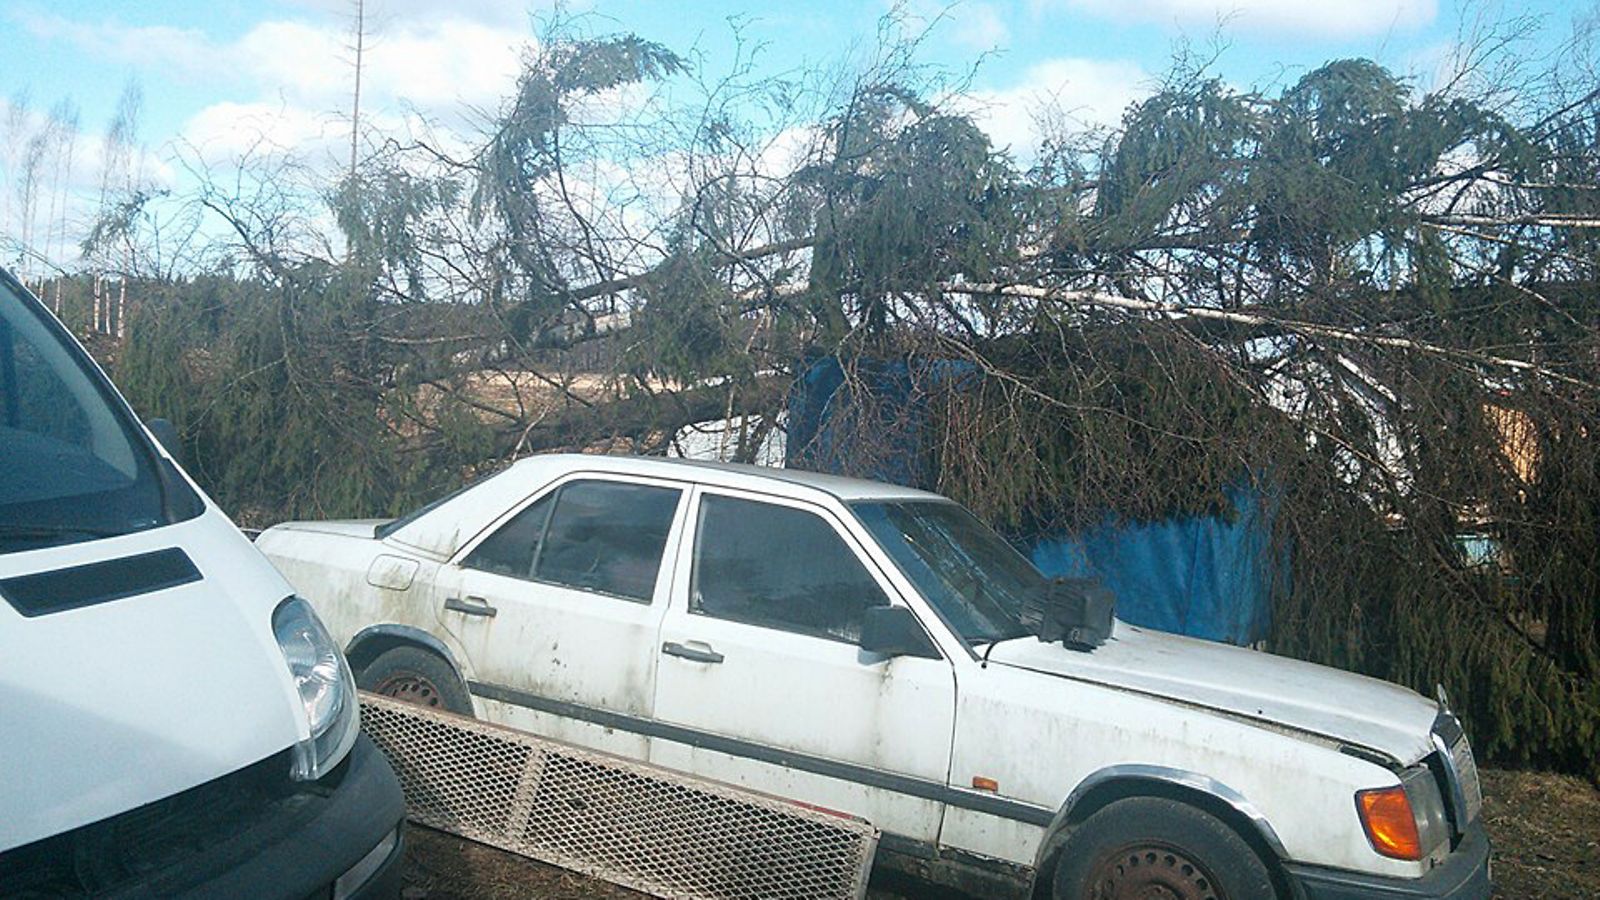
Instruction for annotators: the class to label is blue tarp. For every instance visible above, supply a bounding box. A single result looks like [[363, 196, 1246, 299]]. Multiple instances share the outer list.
[[1024, 487, 1277, 644], [787, 356, 1280, 645], [786, 355, 960, 488]]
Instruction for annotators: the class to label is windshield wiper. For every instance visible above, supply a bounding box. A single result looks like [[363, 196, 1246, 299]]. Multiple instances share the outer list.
[[0, 523, 130, 548], [972, 629, 1029, 667]]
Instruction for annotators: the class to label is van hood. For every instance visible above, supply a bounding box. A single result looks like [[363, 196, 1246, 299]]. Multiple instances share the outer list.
[[0, 512, 306, 853], [986, 623, 1439, 764]]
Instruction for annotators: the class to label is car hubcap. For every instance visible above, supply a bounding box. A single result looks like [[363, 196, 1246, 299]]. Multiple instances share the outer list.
[[375, 672, 444, 708], [1086, 844, 1222, 900]]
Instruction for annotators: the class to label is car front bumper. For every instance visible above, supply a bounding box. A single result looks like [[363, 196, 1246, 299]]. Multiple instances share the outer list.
[[1286, 824, 1491, 900]]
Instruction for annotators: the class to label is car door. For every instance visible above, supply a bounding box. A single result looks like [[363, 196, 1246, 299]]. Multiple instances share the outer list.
[[651, 486, 957, 845], [434, 473, 689, 759]]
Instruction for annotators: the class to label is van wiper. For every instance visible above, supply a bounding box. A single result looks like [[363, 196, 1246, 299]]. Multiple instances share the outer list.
[[0, 523, 129, 549]]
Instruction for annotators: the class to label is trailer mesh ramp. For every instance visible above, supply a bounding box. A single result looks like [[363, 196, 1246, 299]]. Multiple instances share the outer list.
[[359, 693, 878, 900]]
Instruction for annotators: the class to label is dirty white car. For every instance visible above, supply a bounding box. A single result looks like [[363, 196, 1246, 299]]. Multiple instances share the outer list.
[[257, 454, 1490, 900]]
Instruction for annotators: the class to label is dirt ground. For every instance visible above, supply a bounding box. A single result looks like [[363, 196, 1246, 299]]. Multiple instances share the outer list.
[[399, 828, 961, 900], [400, 768, 1600, 899], [1479, 769, 1600, 898]]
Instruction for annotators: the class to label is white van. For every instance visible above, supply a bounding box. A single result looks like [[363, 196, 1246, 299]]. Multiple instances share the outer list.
[[0, 271, 405, 898]]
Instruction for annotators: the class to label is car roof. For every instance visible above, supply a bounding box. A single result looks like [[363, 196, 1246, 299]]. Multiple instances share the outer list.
[[382, 452, 946, 558], [516, 453, 944, 502]]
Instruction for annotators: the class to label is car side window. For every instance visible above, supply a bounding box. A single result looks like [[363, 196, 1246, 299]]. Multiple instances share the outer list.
[[463, 492, 555, 579], [691, 494, 888, 642], [532, 480, 681, 602]]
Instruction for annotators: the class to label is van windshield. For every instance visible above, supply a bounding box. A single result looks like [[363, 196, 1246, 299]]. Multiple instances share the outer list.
[[0, 279, 196, 554], [851, 499, 1043, 647]]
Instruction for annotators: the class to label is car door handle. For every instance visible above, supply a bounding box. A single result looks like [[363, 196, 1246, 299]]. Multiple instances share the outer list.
[[661, 641, 724, 664], [444, 595, 497, 618]]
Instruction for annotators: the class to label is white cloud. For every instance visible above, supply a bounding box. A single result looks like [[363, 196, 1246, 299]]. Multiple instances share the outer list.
[[9, 4, 538, 264], [951, 2, 1011, 50], [1046, 0, 1438, 38], [965, 57, 1150, 160], [359, 20, 526, 108], [229, 18, 525, 111], [284, 0, 540, 32], [17, 8, 528, 150], [182, 102, 344, 162], [10, 11, 216, 76], [0, 93, 182, 273], [894, 0, 1011, 51], [756, 125, 822, 181]]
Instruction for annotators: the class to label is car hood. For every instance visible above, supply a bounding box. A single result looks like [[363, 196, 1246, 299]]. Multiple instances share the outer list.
[[270, 518, 387, 539], [0, 511, 306, 852], [986, 623, 1438, 764]]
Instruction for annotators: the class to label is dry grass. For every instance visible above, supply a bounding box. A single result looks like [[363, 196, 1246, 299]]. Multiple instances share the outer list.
[[1481, 769, 1600, 898]]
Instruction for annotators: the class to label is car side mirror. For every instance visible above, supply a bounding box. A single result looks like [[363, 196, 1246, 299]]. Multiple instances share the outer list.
[[860, 605, 941, 660], [146, 417, 183, 465]]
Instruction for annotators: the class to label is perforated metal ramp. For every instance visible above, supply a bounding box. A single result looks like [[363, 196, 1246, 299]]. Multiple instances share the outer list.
[[359, 693, 879, 900]]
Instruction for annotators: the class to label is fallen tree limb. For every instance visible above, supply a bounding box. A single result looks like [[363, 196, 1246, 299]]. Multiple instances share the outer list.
[[566, 236, 815, 302], [942, 281, 1598, 391], [1422, 213, 1600, 229], [501, 375, 788, 455]]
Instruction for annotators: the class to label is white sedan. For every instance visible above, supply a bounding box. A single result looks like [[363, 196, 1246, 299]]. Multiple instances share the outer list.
[[257, 453, 1490, 900]]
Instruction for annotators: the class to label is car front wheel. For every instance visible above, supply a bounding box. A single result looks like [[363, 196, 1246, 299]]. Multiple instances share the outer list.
[[357, 645, 474, 716], [1052, 796, 1278, 900]]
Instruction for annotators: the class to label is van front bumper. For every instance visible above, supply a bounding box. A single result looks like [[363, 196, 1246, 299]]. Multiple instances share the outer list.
[[0, 734, 407, 899], [1285, 824, 1491, 900], [165, 734, 408, 899]]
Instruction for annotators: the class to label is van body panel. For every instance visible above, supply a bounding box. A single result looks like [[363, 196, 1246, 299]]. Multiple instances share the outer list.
[[2, 271, 404, 898], [0, 507, 307, 852]]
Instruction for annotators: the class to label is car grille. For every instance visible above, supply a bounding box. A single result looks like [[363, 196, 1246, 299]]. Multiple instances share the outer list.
[[0, 750, 299, 898], [1448, 732, 1483, 824], [1431, 709, 1482, 834]]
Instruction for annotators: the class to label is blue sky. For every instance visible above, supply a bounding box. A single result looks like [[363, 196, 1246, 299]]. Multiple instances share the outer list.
[[0, 0, 1592, 270]]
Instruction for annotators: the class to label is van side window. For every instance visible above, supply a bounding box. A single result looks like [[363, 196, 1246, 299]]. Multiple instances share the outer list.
[[0, 332, 92, 449], [463, 492, 555, 579], [691, 495, 887, 642]]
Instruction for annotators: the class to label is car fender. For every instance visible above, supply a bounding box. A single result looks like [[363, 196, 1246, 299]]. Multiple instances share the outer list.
[[1032, 764, 1290, 873], [345, 623, 471, 684]]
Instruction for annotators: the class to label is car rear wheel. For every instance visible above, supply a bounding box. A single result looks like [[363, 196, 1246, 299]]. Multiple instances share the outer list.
[[357, 646, 474, 716], [1051, 796, 1277, 900]]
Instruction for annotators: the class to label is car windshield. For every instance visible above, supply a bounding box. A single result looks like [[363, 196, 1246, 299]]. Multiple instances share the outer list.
[[851, 499, 1044, 646], [0, 278, 190, 554]]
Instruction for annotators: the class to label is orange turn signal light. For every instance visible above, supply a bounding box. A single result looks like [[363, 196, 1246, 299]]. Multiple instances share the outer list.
[[971, 776, 999, 792], [1356, 786, 1423, 860]]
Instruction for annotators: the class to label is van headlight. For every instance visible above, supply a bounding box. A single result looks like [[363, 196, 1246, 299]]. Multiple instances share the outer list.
[[272, 596, 359, 781]]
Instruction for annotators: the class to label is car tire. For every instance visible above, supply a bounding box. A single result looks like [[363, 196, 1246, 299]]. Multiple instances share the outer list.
[[358, 645, 474, 716], [1051, 796, 1278, 900]]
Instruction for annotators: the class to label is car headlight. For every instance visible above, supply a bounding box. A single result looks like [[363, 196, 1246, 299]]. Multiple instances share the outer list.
[[272, 596, 359, 781]]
